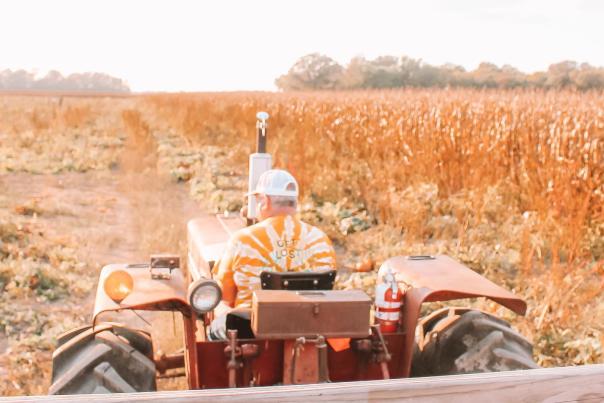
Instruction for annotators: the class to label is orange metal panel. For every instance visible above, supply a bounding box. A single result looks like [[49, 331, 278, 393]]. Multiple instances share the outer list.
[[379, 255, 527, 378], [194, 334, 405, 389], [92, 264, 189, 325], [187, 214, 246, 279], [380, 255, 526, 314]]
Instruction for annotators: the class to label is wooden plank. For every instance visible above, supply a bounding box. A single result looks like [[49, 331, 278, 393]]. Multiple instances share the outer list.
[[3, 365, 604, 403]]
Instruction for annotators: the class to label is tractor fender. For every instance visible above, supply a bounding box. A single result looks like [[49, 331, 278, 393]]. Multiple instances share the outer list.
[[92, 264, 189, 326], [378, 255, 527, 377]]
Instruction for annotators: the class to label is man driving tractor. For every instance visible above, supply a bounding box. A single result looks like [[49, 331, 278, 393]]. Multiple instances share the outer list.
[[210, 169, 337, 338]]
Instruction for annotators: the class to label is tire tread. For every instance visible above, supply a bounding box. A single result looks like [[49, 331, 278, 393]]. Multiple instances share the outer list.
[[49, 323, 156, 395]]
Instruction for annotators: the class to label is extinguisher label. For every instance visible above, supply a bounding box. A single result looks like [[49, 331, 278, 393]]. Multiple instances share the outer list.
[[375, 310, 399, 321], [376, 300, 401, 309]]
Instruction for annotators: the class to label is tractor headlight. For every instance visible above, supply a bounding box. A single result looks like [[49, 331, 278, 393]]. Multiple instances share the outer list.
[[187, 279, 222, 314], [104, 270, 134, 304]]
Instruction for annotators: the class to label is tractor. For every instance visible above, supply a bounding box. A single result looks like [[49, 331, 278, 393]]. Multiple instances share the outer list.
[[49, 112, 537, 394]]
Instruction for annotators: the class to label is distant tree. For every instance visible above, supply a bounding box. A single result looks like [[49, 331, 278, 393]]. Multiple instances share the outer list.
[[527, 71, 547, 88], [339, 56, 368, 89], [0, 69, 34, 90], [415, 64, 444, 87], [546, 61, 578, 88], [570, 63, 604, 90], [495, 65, 524, 88], [36, 70, 65, 90], [472, 63, 501, 88], [398, 56, 422, 86], [0, 68, 129, 92], [363, 56, 404, 88], [275, 53, 344, 91], [441, 64, 470, 87], [276, 53, 604, 91]]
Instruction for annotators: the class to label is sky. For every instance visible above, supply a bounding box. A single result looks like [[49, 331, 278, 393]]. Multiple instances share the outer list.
[[0, 0, 602, 92]]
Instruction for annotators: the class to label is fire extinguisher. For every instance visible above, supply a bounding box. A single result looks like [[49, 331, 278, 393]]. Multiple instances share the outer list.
[[375, 268, 403, 333]]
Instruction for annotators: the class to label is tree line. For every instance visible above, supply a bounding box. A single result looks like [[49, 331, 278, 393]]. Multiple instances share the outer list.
[[0, 69, 130, 93], [276, 53, 604, 91]]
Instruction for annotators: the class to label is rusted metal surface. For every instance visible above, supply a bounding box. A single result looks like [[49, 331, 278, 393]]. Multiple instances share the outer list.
[[332, 333, 406, 382], [187, 214, 246, 280], [251, 290, 372, 339], [150, 254, 180, 270], [379, 255, 527, 378], [92, 264, 189, 326], [182, 314, 200, 389], [196, 339, 284, 388], [155, 352, 185, 374], [381, 255, 526, 314], [192, 332, 406, 389], [284, 339, 319, 385]]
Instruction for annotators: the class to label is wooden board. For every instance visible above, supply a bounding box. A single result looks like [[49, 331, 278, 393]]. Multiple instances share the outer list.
[[3, 365, 604, 402]]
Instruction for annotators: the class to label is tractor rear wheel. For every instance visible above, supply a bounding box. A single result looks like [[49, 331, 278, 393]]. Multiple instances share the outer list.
[[412, 307, 538, 376], [49, 323, 156, 394]]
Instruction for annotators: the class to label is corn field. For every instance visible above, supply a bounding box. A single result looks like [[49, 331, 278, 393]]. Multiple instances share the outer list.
[[146, 89, 604, 368], [148, 89, 604, 266]]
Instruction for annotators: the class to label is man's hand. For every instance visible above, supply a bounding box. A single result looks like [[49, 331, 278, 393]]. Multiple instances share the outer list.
[[208, 301, 235, 340], [209, 313, 227, 340], [215, 300, 234, 316]]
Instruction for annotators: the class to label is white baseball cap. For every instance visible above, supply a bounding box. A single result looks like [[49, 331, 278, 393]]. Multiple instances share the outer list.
[[248, 169, 299, 198]]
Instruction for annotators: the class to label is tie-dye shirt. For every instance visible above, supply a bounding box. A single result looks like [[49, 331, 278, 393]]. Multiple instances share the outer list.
[[214, 215, 337, 308]]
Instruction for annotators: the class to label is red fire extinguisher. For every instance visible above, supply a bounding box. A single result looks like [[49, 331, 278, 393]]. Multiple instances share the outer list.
[[375, 269, 403, 333]]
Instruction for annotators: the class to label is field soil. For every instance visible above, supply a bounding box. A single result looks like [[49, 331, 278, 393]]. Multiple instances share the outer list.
[[0, 101, 197, 394]]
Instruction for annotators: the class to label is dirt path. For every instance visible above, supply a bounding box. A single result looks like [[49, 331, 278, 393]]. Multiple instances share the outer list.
[[0, 107, 201, 393]]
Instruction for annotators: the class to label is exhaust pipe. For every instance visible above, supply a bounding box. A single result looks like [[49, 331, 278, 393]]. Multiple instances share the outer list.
[[247, 112, 272, 224], [256, 111, 269, 153]]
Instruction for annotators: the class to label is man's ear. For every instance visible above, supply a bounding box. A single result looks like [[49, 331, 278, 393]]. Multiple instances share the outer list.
[[264, 196, 271, 211]]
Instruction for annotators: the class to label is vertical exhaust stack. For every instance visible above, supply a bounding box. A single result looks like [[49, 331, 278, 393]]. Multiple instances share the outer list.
[[247, 112, 272, 224]]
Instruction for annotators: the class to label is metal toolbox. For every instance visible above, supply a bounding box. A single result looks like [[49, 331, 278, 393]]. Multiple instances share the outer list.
[[251, 290, 372, 339]]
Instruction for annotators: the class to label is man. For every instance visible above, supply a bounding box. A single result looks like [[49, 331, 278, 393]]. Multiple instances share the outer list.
[[214, 169, 337, 309], [209, 169, 336, 339]]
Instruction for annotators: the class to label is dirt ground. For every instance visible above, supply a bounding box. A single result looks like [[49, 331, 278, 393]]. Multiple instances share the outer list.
[[0, 98, 198, 394]]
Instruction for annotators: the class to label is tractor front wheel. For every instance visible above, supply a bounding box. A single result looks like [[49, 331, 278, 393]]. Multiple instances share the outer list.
[[49, 322, 156, 394], [412, 308, 539, 376]]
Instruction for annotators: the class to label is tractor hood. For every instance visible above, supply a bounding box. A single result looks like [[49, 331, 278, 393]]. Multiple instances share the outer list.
[[92, 264, 189, 326], [187, 214, 246, 280]]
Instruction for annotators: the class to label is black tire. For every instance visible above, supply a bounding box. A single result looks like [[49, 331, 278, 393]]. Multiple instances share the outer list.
[[49, 323, 156, 394], [412, 307, 539, 376]]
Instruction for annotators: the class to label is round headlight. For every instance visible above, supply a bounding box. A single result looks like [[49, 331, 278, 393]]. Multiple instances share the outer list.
[[187, 279, 222, 314], [104, 270, 133, 303]]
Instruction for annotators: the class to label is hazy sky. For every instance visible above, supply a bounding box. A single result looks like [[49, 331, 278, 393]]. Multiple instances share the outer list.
[[1, 0, 602, 91]]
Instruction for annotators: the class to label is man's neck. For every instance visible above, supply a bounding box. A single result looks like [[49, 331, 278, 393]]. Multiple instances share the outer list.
[[260, 209, 296, 221]]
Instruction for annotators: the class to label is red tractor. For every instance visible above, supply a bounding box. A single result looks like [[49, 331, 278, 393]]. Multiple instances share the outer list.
[[49, 112, 537, 394]]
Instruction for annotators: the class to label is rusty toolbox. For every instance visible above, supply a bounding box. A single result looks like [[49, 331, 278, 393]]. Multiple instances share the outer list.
[[251, 290, 372, 339]]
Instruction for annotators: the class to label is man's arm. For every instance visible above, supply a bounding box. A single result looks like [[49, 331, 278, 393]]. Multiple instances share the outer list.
[[213, 243, 239, 308], [305, 226, 337, 271]]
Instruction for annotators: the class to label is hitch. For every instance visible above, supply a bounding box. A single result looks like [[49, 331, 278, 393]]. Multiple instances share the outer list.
[[353, 325, 392, 380], [224, 330, 260, 387], [149, 254, 180, 280], [288, 335, 330, 385]]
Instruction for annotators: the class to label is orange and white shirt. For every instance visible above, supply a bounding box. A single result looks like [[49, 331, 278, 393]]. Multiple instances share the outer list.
[[214, 215, 336, 308]]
